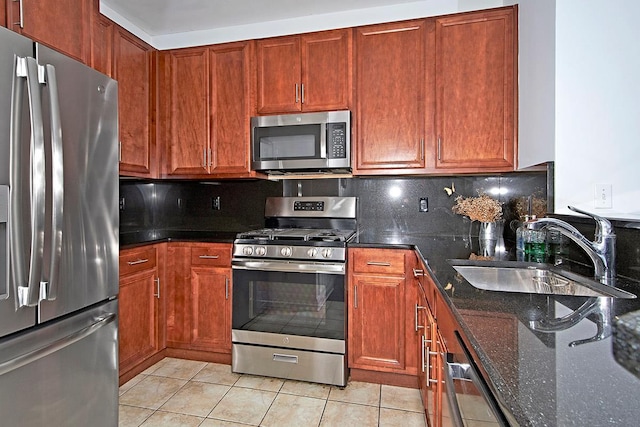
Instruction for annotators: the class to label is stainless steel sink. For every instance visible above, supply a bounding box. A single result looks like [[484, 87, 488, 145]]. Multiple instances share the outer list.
[[448, 259, 636, 299]]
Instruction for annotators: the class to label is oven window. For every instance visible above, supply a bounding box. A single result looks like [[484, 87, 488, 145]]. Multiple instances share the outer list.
[[255, 124, 321, 160], [232, 269, 345, 340]]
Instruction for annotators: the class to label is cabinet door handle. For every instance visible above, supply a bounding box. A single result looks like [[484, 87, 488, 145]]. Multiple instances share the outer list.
[[225, 277, 229, 300], [413, 268, 424, 277], [422, 335, 427, 374], [118, 141, 122, 162], [301, 83, 305, 104], [127, 258, 149, 266], [420, 138, 424, 160], [354, 285, 358, 309], [199, 255, 219, 259], [366, 261, 391, 267], [295, 83, 299, 103], [415, 304, 426, 331], [437, 136, 442, 161], [203, 148, 207, 168], [208, 148, 213, 167], [154, 277, 160, 299], [13, 0, 24, 28]]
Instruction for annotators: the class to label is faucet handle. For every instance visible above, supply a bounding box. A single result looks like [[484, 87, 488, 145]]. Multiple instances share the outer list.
[[568, 206, 614, 237]]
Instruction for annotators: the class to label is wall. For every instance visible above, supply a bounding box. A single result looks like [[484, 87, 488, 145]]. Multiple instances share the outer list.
[[515, 0, 556, 169], [554, 1, 640, 219], [518, 0, 640, 220]]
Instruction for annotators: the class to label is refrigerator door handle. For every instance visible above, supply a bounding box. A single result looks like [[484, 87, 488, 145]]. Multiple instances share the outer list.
[[42, 64, 64, 301], [12, 57, 46, 308], [0, 312, 116, 376]]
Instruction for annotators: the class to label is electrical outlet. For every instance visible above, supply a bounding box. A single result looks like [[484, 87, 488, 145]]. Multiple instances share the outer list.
[[212, 196, 221, 210], [119, 197, 125, 211], [419, 197, 428, 212], [594, 184, 612, 209], [177, 198, 184, 209]]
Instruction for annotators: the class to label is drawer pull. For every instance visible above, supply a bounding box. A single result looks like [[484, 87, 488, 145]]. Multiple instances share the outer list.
[[366, 261, 391, 267], [413, 268, 424, 277], [199, 255, 220, 259], [127, 258, 149, 266], [273, 353, 298, 364]]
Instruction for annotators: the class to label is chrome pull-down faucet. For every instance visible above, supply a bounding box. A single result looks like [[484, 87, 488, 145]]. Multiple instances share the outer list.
[[525, 206, 616, 284]]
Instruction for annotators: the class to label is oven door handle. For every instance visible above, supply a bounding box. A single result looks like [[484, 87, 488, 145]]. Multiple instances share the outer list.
[[232, 259, 345, 275]]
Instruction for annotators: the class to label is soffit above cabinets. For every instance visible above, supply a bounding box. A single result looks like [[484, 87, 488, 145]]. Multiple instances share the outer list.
[[100, 0, 506, 50]]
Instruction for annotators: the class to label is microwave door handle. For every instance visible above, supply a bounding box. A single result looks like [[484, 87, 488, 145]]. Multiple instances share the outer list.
[[43, 64, 63, 301], [320, 123, 327, 159], [12, 57, 46, 307]]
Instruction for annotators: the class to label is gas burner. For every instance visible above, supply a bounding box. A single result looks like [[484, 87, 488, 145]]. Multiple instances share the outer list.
[[233, 197, 357, 262]]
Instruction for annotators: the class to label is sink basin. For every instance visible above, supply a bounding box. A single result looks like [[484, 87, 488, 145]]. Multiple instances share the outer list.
[[448, 259, 636, 299]]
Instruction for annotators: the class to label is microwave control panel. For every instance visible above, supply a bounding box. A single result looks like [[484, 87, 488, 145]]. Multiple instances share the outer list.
[[327, 123, 347, 159]]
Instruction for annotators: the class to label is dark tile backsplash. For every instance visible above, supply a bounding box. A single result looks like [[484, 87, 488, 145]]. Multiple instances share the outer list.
[[120, 170, 640, 283]]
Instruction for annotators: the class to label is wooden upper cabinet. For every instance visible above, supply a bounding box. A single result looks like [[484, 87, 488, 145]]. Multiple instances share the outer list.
[[90, 13, 114, 77], [209, 42, 253, 175], [8, 0, 90, 63], [165, 47, 210, 176], [0, 2, 6, 28], [164, 42, 254, 178], [114, 27, 155, 177], [257, 29, 352, 114], [433, 7, 516, 172], [354, 20, 427, 175]]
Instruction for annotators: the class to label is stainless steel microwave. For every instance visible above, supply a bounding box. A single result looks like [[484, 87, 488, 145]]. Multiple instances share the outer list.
[[250, 110, 351, 174]]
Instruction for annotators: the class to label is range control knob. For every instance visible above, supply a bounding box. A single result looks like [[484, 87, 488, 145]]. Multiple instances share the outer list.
[[255, 246, 267, 256], [321, 248, 333, 259], [242, 246, 254, 256], [280, 247, 292, 257], [307, 248, 318, 258]]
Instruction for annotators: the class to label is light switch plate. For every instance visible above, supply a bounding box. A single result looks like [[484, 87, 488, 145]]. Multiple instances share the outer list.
[[594, 184, 612, 209]]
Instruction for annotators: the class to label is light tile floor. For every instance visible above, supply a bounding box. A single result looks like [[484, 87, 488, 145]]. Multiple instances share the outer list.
[[119, 357, 427, 427]]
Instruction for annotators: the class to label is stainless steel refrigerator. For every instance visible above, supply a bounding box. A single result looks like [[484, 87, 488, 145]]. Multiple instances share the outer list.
[[0, 26, 119, 426]]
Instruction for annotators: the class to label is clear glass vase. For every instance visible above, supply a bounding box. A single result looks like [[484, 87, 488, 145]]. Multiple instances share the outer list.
[[478, 220, 505, 258]]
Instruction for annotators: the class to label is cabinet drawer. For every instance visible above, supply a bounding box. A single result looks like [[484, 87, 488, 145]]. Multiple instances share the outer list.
[[120, 246, 157, 276], [350, 249, 407, 275], [191, 245, 232, 267]]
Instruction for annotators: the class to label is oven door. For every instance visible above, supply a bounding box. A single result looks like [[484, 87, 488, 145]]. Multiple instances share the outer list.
[[231, 260, 345, 347]]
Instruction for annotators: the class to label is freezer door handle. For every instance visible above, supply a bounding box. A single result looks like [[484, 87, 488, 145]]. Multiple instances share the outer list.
[[12, 57, 47, 308], [42, 64, 64, 301], [0, 312, 116, 376]]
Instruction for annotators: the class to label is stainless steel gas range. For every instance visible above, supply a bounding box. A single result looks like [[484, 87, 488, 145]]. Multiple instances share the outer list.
[[231, 196, 357, 386]]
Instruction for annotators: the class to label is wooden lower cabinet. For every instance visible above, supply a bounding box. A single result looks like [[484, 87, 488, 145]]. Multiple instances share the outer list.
[[118, 244, 165, 382], [347, 248, 417, 380], [166, 242, 232, 358], [190, 266, 232, 352]]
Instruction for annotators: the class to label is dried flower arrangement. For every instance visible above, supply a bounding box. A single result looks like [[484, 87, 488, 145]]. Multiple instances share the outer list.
[[452, 193, 503, 223]]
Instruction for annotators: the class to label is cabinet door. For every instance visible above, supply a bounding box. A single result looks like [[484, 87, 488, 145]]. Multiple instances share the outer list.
[[349, 274, 406, 371], [9, 0, 90, 63], [256, 36, 301, 114], [209, 42, 253, 175], [166, 47, 210, 176], [190, 267, 232, 352], [1, 2, 6, 28], [114, 27, 155, 177], [165, 244, 193, 347], [434, 7, 516, 172], [119, 269, 159, 373], [354, 20, 426, 174], [90, 13, 113, 77], [301, 29, 352, 112]]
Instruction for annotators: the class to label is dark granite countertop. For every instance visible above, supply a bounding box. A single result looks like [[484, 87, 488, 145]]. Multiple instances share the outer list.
[[352, 230, 640, 427], [119, 229, 238, 249]]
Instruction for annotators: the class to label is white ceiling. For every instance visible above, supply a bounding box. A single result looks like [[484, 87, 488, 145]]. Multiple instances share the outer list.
[[100, 0, 507, 49], [102, 0, 419, 36]]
